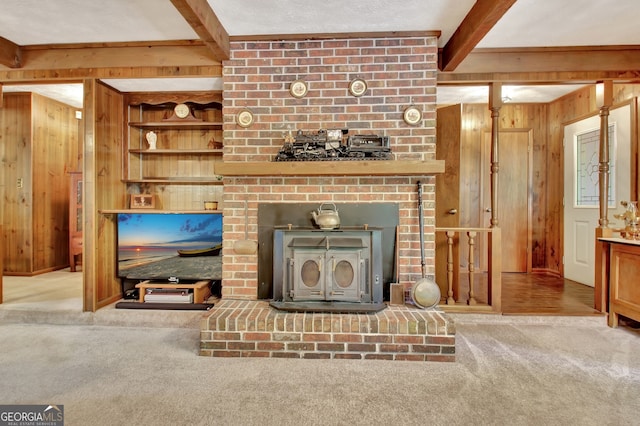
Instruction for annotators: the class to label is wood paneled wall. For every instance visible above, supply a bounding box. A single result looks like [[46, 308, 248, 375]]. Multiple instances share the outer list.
[[548, 83, 640, 275], [458, 102, 550, 271], [86, 82, 127, 310], [454, 83, 639, 276], [1, 92, 79, 275], [1, 93, 32, 273]]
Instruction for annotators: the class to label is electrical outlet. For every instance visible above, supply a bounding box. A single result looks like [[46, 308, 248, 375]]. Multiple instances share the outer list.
[[17, 178, 23, 188]]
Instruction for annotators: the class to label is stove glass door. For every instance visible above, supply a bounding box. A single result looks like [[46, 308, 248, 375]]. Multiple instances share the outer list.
[[291, 250, 325, 301], [326, 250, 362, 302]]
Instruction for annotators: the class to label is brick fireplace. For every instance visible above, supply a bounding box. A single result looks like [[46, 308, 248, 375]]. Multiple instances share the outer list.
[[200, 35, 455, 361]]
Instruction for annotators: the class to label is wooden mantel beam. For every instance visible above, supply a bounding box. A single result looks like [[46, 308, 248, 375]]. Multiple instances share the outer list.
[[171, 0, 230, 61], [0, 36, 22, 68], [439, 0, 517, 72]]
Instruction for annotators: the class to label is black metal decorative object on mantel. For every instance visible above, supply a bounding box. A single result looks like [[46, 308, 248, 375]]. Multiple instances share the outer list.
[[275, 128, 392, 161]]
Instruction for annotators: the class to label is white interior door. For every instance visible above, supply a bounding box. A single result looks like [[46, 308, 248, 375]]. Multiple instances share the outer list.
[[563, 104, 631, 286]]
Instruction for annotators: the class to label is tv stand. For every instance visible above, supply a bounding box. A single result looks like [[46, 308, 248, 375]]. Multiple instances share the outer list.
[[135, 280, 212, 304]]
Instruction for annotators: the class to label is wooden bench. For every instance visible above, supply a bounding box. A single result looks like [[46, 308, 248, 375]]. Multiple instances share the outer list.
[[135, 280, 211, 304]]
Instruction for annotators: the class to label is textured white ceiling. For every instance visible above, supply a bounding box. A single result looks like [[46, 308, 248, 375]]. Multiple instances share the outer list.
[[436, 84, 589, 105], [3, 83, 84, 108], [2, 0, 638, 106], [0, 0, 197, 45], [477, 0, 640, 48], [206, 0, 475, 46]]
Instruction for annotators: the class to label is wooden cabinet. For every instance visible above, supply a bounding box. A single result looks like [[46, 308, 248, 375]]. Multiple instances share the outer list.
[[124, 94, 224, 211], [69, 172, 83, 272], [603, 238, 640, 327]]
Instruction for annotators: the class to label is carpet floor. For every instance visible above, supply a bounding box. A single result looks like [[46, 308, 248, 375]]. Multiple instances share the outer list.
[[0, 315, 638, 426]]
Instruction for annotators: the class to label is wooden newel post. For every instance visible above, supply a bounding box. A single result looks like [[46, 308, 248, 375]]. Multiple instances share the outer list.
[[489, 83, 502, 228]]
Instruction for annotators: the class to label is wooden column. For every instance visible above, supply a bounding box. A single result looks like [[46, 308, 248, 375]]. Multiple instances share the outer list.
[[488, 83, 502, 227], [594, 80, 613, 312], [487, 83, 503, 313], [597, 80, 613, 228], [82, 78, 96, 312]]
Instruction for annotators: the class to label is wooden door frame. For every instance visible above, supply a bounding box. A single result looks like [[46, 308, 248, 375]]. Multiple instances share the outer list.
[[481, 128, 533, 273]]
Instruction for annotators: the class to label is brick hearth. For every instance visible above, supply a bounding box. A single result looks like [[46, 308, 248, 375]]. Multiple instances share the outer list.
[[200, 300, 455, 362]]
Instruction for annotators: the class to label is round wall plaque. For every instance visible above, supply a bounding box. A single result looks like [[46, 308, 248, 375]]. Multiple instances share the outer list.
[[348, 78, 367, 97], [289, 79, 308, 98], [403, 105, 422, 126], [236, 108, 254, 128]]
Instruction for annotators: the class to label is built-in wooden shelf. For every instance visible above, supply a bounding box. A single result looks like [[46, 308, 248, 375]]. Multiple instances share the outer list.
[[215, 160, 445, 176], [128, 121, 222, 130], [128, 149, 223, 154], [100, 209, 222, 214]]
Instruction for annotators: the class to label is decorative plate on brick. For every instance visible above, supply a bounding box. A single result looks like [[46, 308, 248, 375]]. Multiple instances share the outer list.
[[236, 108, 254, 128], [348, 78, 367, 97], [403, 105, 422, 126], [289, 79, 308, 98]]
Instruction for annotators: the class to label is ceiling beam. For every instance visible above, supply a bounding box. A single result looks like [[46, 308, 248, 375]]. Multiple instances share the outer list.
[[438, 46, 640, 83], [171, 0, 230, 61], [0, 42, 221, 77], [0, 65, 222, 83], [0, 36, 22, 68], [438, 70, 640, 85], [439, 0, 517, 72]]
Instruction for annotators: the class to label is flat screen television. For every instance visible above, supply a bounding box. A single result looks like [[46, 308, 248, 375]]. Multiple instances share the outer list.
[[116, 212, 223, 281]]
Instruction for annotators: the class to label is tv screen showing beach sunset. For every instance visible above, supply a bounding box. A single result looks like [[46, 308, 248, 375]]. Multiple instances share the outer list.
[[117, 213, 222, 277]]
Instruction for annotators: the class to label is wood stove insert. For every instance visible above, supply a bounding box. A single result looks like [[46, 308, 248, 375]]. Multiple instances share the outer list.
[[271, 228, 385, 313]]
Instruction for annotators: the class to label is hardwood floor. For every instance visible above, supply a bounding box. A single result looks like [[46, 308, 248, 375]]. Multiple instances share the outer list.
[[0, 270, 605, 317], [452, 272, 603, 316], [500, 273, 600, 315]]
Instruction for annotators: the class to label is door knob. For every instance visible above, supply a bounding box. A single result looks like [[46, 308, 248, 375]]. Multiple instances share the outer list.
[[485, 207, 492, 212], [447, 209, 458, 215]]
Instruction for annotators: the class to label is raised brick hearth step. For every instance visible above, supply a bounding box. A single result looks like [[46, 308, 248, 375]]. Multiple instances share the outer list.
[[200, 300, 456, 362]]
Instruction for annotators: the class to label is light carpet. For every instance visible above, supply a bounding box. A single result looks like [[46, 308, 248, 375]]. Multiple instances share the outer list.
[[0, 314, 638, 426]]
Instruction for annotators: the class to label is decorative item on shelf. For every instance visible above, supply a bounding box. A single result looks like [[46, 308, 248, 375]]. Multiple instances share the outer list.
[[236, 108, 254, 128], [163, 103, 200, 121], [204, 201, 218, 211], [207, 138, 223, 149], [289, 79, 308, 98], [130, 194, 155, 209], [614, 200, 640, 240], [348, 77, 367, 97], [145, 131, 157, 150], [403, 104, 422, 126], [274, 128, 391, 161]]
